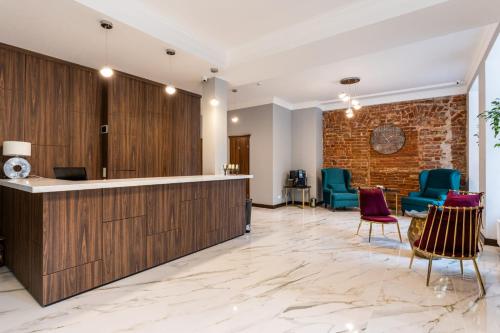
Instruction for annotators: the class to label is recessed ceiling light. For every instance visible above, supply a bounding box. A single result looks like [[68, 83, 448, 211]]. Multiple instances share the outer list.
[[256, 82, 262, 86]]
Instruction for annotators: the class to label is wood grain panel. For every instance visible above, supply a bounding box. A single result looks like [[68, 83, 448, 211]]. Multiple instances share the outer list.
[[42, 260, 102, 305], [0, 45, 25, 91], [0, 88, 24, 145], [30, 144, 69, 178], [103, 216, 147, 283], [0, 188, 42, 290], [43, 190, 102, 275], [146, 184, 180, 235], [146, 230, 175, 267], [103, 187, 146, 222], [24, 54, 69, 146], [68, 67, 101, 179]]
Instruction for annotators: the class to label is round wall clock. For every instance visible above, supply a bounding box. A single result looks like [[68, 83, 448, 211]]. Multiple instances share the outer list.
[[370, 124, 405, 154]]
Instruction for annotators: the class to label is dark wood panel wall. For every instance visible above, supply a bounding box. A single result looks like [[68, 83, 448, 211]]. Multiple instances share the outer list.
[[107, 74, 201, 178], [0, 42, 202, 181], [0, 179, 246, 305], [0, 45, 102, 179]]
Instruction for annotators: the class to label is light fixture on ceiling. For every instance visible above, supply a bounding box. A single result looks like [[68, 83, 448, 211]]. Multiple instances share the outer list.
[[99, 20, 114, 78], [165, 49, 177, 95], [231, 116, 239, 123], [339, 77, 362, 118]]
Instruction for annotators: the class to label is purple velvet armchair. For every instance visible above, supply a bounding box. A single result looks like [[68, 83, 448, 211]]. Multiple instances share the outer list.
[[356, 188, 402, 243]]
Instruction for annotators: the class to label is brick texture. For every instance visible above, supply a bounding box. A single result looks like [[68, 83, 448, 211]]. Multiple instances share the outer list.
[[322, 95, 467, 197]]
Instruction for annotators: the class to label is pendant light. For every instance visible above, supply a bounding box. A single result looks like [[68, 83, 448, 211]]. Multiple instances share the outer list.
[[338, 77, 362, 118], [208, 67, 219, 106], [99, 20, 114, 78], [165, 49, 176, 95]]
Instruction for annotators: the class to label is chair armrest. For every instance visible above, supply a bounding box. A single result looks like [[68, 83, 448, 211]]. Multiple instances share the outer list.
[[347, 187, 357, 194], [408, 192, 422, 197]]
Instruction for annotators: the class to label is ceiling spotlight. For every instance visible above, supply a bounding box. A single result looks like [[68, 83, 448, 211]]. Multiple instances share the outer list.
[[210, 98, 220, 106], [99, 66, 114, 78], [231, 89, 238, 93], [231, 116, 239, 123], [165, 84, 176, 95], [257, 82, 263, 86]]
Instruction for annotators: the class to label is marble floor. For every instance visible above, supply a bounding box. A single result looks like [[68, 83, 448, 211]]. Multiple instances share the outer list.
[[1, 207, 499, 333]]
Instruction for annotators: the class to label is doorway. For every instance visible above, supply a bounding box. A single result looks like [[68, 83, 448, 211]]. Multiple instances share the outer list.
[[229, 135, 250, 198]]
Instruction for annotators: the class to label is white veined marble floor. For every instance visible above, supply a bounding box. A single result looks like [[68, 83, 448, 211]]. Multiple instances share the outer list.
[[1, 207, 499, 333]]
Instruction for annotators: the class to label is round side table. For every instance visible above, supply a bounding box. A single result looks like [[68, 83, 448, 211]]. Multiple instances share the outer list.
[[406, 211, 433, 258]]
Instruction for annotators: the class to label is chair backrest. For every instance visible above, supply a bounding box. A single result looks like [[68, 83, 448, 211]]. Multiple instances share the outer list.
[[419, 169, 461, 198], [321, 168, 351, 192], [416, 205, 483, 259], [359, 188, 391, 217]]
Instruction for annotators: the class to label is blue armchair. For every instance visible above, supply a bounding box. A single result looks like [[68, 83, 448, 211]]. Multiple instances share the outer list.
[[401, 169, 461, 214], [321, 168, 359, 210]]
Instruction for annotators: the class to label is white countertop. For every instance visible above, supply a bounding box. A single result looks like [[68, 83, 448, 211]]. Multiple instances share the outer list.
[[0, 175, 253, 193]]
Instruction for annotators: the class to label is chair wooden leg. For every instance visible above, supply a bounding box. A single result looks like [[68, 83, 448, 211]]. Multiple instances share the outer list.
[[426, 254, 433, 286], [396, 222, 402, 243], [409, 249, 416, 269], [472, 258, 486, 297], [368, 223, 373, 243], [356, 220, 362, 235], [460, 260, 464, 276], [381, 224, 385, 236]]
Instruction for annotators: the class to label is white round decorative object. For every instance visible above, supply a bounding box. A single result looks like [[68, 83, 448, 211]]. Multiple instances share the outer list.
[[3, 157, 31, 179]]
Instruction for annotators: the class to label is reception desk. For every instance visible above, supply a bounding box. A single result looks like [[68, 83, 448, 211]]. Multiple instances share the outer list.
[[0, 175, 252, 306]]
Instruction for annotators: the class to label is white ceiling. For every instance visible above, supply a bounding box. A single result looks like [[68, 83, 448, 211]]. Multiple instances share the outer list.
[[141, 0, 361, 50], [1, 0, 499, 110]]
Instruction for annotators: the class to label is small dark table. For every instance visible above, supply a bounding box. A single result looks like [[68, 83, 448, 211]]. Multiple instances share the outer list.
[[382, 188, 400, 215], [284, 185, 311, 209]]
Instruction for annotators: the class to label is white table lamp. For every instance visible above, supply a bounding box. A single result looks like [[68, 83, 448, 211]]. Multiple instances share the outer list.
[[2, 141, 32, 179]]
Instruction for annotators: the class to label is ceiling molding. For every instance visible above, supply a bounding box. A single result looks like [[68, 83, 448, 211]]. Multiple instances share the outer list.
[[74, 0, 227, 66], [319, 83, 467, 111], [465, 23, 500, 91], [230, 82, 467, 111]]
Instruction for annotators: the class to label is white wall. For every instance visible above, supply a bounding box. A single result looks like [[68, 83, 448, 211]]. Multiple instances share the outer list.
[[291, 107, 323, 200], [468, 77, 480, 192], [227, 104, 274, 205], [483, 35, 500, 240], [272, 104, 292, 205], [201, 77, 228, 175]]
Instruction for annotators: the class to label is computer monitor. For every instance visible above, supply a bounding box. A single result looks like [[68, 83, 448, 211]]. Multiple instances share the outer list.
[[53, 167, 87, 181]]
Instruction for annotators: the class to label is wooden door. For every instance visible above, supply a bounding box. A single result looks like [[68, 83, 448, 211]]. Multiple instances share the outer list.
[[229, 135, 250, 198]]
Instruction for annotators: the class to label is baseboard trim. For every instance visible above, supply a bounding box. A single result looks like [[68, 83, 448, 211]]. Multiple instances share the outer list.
[[484, 238, 499, 247], [252, 201, 324, 209]]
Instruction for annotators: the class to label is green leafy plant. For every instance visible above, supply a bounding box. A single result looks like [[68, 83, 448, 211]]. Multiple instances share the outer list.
[[479, 98, 500, 148]]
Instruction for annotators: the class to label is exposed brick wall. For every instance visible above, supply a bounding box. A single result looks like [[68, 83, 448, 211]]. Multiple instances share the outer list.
[[323, 95, 467, 197]]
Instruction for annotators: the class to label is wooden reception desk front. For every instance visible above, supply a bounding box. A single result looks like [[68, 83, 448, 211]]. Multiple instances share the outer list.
[[0, 175, 252, 306]]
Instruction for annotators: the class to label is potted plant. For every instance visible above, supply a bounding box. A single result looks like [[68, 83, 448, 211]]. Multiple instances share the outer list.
[[480, 98, 500, 147]]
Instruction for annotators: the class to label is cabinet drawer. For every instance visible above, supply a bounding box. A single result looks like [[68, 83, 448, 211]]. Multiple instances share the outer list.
[[103, 187, 146, 221]]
